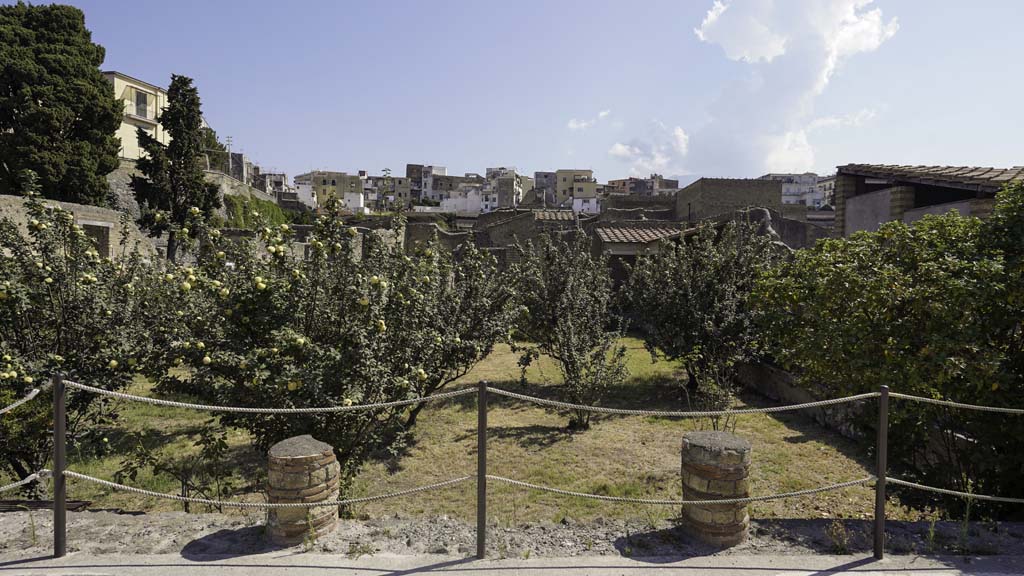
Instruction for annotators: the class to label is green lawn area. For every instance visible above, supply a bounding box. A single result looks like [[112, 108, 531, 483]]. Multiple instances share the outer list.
[[42, 338, 918, 523]]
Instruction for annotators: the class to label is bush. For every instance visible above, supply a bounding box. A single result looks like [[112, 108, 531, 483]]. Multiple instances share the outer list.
[[754, 210, 1023, 514], [0, 174, 157, 483], [220, 195, 292, 229], [621, 221, 780, 425], [514, 233, 627, 429], [141, 201, 515, 491]]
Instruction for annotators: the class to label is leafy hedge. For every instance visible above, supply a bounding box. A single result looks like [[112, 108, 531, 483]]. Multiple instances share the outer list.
[[219, 194, 292, 228]]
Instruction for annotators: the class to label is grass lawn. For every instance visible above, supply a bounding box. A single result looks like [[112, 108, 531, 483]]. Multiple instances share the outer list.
[[45, 338, 917, 524]]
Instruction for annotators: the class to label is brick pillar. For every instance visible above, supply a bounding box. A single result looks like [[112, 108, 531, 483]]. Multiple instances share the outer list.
[[680, 431, 751, 547], [833, 173, 858, 238], [888, 185, 915, 223], [267, 435, 340, 546]]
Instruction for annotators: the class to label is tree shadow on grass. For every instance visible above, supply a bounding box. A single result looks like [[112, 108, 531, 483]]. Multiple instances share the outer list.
[[453, 423, 571, 449]]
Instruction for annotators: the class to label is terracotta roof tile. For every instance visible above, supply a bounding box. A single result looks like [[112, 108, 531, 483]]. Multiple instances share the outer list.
[[594, 225, 681, 244], [838, 164, 1024, 193]]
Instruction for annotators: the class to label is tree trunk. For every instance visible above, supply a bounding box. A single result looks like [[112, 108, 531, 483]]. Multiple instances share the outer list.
[[404, 403, 426, 429], [166, 231, 178, 262]]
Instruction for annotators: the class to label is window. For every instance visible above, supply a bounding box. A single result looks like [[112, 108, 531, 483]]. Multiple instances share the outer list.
[[322, 179, 327, 185], [135, 90, 149, 118], [331, 179, 336, 186], [576, 187, 583, 193]]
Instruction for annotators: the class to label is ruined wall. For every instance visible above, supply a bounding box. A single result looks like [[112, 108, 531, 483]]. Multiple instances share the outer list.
[[0, 194, 157, 258]]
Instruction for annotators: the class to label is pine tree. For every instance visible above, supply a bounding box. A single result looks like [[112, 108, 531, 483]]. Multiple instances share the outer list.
[[0, 3, 121, 205], [131, 75, 220, 261]]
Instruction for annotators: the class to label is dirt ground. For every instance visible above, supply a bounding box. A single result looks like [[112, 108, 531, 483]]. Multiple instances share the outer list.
[[2, 510, 1023, 559]]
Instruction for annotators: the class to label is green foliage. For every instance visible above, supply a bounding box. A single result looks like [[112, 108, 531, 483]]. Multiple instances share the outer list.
[[754, 209, 1023, 511], [221, 194, 291, 228], [0, 3, 121, 205], [131, 75, 221, 262], [138, 200, 515, 491], [514, 233, 627, 429], [0, 173, 156, 482], [622, 221, 779, 425]]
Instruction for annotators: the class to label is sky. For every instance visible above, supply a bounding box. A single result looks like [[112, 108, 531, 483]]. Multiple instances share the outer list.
[[66, 0, 1023, 183]]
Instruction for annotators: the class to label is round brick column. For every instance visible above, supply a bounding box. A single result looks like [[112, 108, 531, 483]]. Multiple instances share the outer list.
[[267, 435, 340, 546], [680, 431, 751, 547]]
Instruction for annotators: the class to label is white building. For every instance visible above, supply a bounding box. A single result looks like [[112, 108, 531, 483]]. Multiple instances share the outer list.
[[760, 172, 821, 207], [572, 194, 601, 214], [294, 182, 318, 210], [440, 184, 484, 213], [816, 175, 836, 207]]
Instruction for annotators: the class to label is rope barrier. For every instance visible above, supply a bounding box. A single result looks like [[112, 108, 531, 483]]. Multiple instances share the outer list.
[[0, 472, 42, 494], [886, 478, 1024, 504], [487, 387, 880, 417], [889, 392, 1024, 415], [64, 380, 475, 414], [63, 470, 473, 509], [486, 475, 875, 505], [0, 386, 45, 416], [66, 471, 473, 506]]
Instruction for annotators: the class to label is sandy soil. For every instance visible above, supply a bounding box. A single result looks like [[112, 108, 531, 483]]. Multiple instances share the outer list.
[[1, 510, 1023, 559]]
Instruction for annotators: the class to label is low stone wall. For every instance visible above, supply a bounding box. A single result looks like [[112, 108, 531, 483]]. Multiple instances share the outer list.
[[680, 431, 750, 547], [735, 362, 863, 439], [267, 435, 340, 546]]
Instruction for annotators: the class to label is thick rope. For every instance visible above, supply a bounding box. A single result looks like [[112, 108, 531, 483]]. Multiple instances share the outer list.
[[886, 478, 1024, 504], [0, 473, 41, 494], [64, 380, 474, 414], [486, 475, 874, 505], [889, 392, 1024, 415], [487, 387, 880, 417], [0, 387, 43, 416], [63, 470, 472, 509]]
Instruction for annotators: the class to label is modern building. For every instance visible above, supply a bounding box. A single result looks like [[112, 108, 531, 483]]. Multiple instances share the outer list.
[[607, 174, 680, 197], [759, 172, 821, 207], [294, 171, 364, 208], [816, 175, 836, 207], [555, 169, 597, 207], [533, 171, 557, 204], [102, 71, 170, 160], [835, 164, 1024, 237]]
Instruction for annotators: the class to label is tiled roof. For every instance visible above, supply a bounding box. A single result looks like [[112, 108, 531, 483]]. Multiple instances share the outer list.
[[533, 210, 576, 221], [594, 226, 681, 244], [838, 164, 1024, 192]]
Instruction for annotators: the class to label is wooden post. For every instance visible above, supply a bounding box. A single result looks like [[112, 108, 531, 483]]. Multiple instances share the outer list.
[[874, 385, 889, 560], [52, 374, 67, 558], [476, 381, 488, 559]]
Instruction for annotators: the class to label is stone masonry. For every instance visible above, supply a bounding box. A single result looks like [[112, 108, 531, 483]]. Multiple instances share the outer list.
[[680, 431, 751, 547], [267, 435, 341, 546]]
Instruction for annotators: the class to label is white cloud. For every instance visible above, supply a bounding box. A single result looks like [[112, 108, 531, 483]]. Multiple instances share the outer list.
[[608, 123, 690, 176], [567, 118, 593, 131], [673, 127, 690, 156], [682, 1, 897, 175], [567, 109, 612, 131], [694, 0, 787, 63]]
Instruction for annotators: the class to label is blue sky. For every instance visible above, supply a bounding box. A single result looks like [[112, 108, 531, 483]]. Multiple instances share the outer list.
[[67, 0, 1022, 182]]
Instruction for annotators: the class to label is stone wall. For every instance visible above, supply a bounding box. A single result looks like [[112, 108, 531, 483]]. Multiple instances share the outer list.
[[735, 362, 864, 439], [675, 178, 782, 223], [0, 194, 157, 259], [105, 159, 142, 219], [405, 222, 471, 253], [204, 170, 277, 204]]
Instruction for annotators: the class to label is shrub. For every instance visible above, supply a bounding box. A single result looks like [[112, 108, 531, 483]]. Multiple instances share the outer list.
[[754, 210, 1023, 514], [0, 174, 157, 483], [621, 221, 779, 426], [141, 201, 514, 491], [513, 233, 627, 429]]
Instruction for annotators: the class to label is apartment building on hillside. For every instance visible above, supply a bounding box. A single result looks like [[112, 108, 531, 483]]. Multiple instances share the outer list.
[[103, 71, 170, 160]]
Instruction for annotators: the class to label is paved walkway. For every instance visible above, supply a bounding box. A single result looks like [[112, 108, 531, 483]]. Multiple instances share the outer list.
[[0, 553, 1021, 575]]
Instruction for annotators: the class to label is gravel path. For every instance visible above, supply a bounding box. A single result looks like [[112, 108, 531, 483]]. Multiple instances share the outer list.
[[1, 510, 1023, 558]]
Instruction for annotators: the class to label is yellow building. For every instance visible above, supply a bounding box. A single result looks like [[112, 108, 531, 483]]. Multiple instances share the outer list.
[[295, 171, 364, 207], [555, 169, 596, 206], [102, 71, 170, 160]]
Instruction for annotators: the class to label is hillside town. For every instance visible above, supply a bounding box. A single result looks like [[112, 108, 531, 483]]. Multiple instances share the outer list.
[[91, 69, 1023, 273]]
